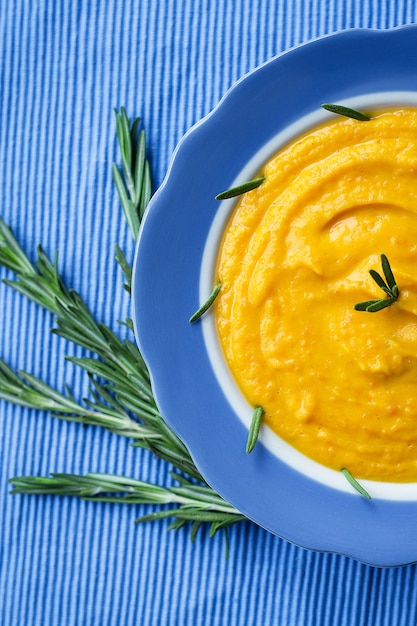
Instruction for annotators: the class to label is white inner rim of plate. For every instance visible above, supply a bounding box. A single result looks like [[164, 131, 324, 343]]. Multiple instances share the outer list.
[[201, 92, 417, 501]]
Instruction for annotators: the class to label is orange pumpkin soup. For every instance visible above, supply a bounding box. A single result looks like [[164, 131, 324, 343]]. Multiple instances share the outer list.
[[215, 108, 417, 481]]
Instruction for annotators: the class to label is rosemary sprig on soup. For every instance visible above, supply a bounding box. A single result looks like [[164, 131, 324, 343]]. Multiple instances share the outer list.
[[213, 107, 417, 483], [354, 253, 399, 312]]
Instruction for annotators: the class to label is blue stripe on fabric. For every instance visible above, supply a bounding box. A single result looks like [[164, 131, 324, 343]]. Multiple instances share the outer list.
[[2, 1, 417, 625]]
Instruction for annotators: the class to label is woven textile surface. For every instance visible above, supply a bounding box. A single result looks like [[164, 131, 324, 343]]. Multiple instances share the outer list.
[[2, 1, 417, 624]]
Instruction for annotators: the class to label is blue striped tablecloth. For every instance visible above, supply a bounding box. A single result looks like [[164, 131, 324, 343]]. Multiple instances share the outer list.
[[1, 2, 417, 624]]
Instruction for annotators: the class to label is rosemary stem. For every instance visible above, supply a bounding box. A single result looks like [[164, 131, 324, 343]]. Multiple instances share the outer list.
[[189, 282, 222, 323]]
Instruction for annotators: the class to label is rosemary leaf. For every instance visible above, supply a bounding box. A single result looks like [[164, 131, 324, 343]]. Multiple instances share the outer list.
[[341, 468, 372, 499], [120, 108, 133, 177], [321, 103, 370, 121], [115, 243, 132, 294], [139, 160, 152, 220], [355, 298, 396, 313], [134, 129, 146, 203], [246, 406, 264, 454], [368, 269, 389, 291], [380, 253, 397, 290], [354, 254, 399, 313], [189, 281, 221, 323], [112, 163, 140, 238], [0, 219, 36, 275], [353, 299, 380, 311], [190, 520, 202, 542], [215, 177, 265, 200]]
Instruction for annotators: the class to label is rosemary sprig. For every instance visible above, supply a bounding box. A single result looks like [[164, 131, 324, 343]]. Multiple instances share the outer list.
[[341, 468, 372, 499], [0, 219, 200, 478], [189, 281, 222, 322], [9, 472, 246, 540], [321, 103, 370, 121], [215, 177, 265, 200], [0, 358, 158, 440], [112, 107, 152, 239], [2, 110, 245, 537], [354, 254, 399, 312], [246, 406, 264, 454]]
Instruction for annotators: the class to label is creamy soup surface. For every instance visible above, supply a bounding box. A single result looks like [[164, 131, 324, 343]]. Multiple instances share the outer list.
[[215, 108, 417, 481]]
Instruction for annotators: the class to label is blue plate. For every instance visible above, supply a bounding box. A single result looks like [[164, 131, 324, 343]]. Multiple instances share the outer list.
[[133, 26, 417, 566]]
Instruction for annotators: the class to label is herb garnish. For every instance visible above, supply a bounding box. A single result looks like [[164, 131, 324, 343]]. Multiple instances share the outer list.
[[215, 177, 265, 200], [189, 282, 222, 323], [3, 110, 245, 543], [321, 103, 370, 121], [246, 406, 264, 454], [112, 107, 152, 239], [354, 254, 399, 312], [342, 468, 372, 499]]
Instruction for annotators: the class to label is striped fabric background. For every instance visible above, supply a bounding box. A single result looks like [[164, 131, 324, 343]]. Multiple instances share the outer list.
[[1, 1, 417, 624]]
